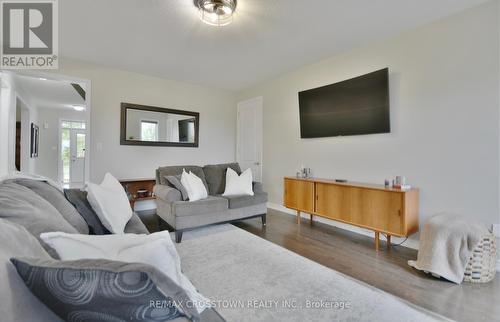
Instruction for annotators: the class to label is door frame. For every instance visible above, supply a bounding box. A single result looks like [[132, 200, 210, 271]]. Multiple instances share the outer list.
[[58, 119, 87, 185], [236, 96, 263, 182]]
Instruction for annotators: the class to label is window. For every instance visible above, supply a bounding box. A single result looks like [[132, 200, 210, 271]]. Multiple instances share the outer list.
[[61, 121, 85, 129], [61, 128, 70, 183], [141, 121, 158, 141], [76, 133, 86, 158]]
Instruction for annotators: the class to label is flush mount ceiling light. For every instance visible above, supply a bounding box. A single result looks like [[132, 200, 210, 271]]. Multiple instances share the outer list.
[[194, 0, 237, 27], [72, 105, 86, 111]]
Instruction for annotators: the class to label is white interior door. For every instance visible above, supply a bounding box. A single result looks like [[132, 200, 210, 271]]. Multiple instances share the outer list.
[[237, 97, 263, 182], [69, 129, 86, 184]]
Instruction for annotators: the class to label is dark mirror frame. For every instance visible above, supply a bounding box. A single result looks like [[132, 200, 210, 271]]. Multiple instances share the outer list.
[[120, 102, 200, 147]]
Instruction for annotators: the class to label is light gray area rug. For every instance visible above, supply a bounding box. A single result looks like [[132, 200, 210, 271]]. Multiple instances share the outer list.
[[174, 225, 452, 322]]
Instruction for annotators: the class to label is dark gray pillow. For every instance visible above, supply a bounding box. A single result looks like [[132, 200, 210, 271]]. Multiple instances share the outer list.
[[11, 257, 200, 322], [0, 183, 79, 258], [203, 163, 242, 195], [165, 175, 189, 201], [7, 179, 89, 234], [64, 189, 110, 235]]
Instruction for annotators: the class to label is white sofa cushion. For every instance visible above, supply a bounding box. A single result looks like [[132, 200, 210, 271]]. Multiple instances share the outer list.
[[223, 168, 254, 196], [181, 169, 208, 202], [86, 173, 132, 234]]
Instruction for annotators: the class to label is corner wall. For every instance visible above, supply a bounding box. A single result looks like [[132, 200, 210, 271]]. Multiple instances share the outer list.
[[239, 1, 500, 243]]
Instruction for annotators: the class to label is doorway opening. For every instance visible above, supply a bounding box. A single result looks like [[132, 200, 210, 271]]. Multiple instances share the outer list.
[[3, 71, 91, 186]]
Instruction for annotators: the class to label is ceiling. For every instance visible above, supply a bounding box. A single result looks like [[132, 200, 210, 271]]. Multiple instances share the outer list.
[[14, 74, 86, 110], [60, 0, 489, 91]]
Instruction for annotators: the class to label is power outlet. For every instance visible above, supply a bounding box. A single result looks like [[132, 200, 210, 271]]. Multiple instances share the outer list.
[[492, 224, 500, 238]]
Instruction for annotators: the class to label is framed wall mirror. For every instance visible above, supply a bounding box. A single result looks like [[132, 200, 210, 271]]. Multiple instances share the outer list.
[[120, 103, 199, 147]]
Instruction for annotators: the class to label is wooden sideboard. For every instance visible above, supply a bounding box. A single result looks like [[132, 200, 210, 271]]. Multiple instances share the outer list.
[[284, 177, 419, 250]]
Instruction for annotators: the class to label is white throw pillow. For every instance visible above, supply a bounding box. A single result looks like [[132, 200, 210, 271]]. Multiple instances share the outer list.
[[223, 168, 254, 196], [180, 169, 208, 202], [86, 173, 132, 234], [40, 231, 210, 313]]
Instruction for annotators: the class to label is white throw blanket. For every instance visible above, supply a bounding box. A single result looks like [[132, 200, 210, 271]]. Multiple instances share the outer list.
[[408, 213, 490, 284]]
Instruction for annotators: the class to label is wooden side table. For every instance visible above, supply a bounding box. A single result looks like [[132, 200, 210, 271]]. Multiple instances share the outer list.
[[119, 178, 160, 232], [119, 178, 156, 208]]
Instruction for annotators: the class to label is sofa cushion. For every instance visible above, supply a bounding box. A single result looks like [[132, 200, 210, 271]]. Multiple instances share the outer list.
[[165, 175, 189, 200], [154, 185, 182, 203], [0, 183, 79, 258], [8, 179, 89, 234], [0, 219, 62, 322], [221, 192, 268, 209], [11, 257, 199, 322], [40, 231, 208, 314], [203, 163, 241, 195], [157, 165, 209, 191], [124, 212, 150, 234], [173, 196, 228, 217], [64, 189, 110, 235], [86, 173, 133, 234]]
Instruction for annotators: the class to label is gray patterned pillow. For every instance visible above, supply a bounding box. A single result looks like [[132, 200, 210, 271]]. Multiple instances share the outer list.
[[11, 257, 200, 322]]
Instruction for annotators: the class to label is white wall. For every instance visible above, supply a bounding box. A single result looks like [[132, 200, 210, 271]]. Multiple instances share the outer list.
[[0, 73, 38, 176], [239, 1, 500, 240], [36, 107, 86, 181], [45, 60, 238, 182]]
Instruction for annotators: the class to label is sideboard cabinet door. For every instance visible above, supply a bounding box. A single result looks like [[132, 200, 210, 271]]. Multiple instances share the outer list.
[[284, 178, 314, 213]]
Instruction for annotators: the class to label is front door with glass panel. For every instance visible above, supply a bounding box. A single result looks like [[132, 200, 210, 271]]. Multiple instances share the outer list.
[[61, 121, 86, 186]]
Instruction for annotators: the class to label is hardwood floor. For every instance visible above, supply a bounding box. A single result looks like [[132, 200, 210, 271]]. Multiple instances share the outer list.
[[232, 209, 500, 322]]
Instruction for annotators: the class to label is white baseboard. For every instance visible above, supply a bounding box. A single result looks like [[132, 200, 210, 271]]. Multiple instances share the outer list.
[[267, 202, 420, 250]]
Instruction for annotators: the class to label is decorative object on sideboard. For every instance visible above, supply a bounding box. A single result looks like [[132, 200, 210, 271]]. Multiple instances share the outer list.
[[30, 123, 39, 158], [296, 166, 312, 178], [136, 189, 150, 199], [393, 176, 411, 190], [120, 103, 199, 148]]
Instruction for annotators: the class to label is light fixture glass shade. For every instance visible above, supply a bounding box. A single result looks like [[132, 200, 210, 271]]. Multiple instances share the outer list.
[[196, 0, 236, 26]]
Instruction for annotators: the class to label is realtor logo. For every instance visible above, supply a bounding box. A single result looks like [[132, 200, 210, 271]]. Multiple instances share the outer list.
[[1, 0, 58, 69]]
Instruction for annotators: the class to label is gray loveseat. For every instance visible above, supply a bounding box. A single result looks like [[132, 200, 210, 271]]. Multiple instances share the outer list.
[[154, 163, 268, 243]]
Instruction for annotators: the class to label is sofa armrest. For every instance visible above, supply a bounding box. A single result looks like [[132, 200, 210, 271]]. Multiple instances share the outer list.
[[253, 181, 265, 194], [154, 184, 182, 203]]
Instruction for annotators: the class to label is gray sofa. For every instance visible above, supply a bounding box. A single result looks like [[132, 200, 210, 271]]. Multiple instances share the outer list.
[[155, 163, 268, 243], [0, 178, 224, 322]]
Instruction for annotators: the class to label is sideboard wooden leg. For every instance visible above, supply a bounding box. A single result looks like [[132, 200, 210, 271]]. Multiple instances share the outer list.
[[310, 214, 313, 223], [375, 231, 380, 251], [386, 235, 391, 249], [296, 210, 300, 225]]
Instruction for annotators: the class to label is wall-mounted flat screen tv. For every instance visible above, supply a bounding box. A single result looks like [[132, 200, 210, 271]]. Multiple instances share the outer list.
[[298, 68, 390, 138]]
